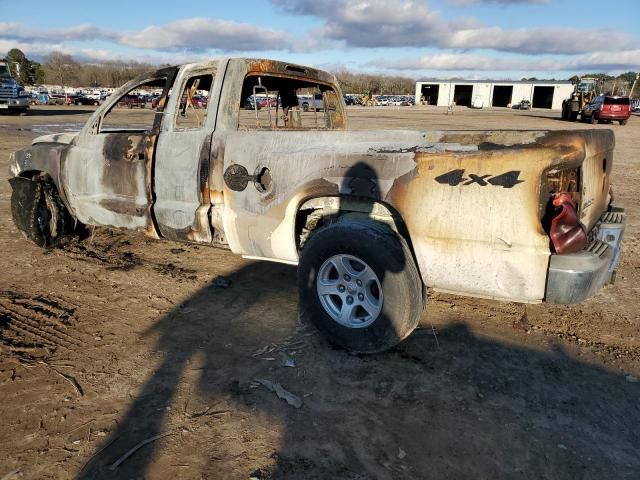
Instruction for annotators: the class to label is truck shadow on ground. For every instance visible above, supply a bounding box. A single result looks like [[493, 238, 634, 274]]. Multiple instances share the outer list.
[[75, 259, 640, 480]]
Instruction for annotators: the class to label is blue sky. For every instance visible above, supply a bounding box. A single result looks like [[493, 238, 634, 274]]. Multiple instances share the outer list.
[[1, 0, 638, 80]]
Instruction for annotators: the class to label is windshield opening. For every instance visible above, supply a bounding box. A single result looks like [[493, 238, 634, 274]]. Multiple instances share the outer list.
[[577, 80, 595, 93], [0, 64, 11, 78]]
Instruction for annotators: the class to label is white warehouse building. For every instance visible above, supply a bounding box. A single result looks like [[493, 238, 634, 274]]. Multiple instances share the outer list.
[[414, 79, 574, 110]]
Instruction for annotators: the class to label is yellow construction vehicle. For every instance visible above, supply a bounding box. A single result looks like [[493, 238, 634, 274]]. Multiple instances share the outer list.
[[561, 77, 598, 121]]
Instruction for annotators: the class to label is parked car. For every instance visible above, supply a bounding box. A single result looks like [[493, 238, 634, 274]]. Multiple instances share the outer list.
[[84, 91, 102, 101], [299, 94, 322, 111], [63, 94, 80, 105], [74, 96, 101, 106], [119, 94, 146, 108], [582, 95, 631, 125], [179, 94, 209, 111], [344, 95, 363, 106], [376, 95, 391, 106], [191, 95, 208, 108], [244, 95, 259, 110], [399, 96, 414, 106], [8, 58, 625, 354], [47, 94, 66, 105], [512, 100, 531, 110]]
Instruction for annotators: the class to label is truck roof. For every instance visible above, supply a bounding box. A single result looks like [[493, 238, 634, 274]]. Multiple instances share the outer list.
[[168, 58, 337, 85]]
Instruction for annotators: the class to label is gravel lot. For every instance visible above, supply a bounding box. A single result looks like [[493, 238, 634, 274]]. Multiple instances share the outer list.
[[1, 105, 639, 480]]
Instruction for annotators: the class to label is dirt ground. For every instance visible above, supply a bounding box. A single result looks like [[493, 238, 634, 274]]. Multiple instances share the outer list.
[[0, 105, 639, 480]]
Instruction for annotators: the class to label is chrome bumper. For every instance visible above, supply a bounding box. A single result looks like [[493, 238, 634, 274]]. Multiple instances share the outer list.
[[0, 97, 29, 108], [545, 207, 625, 304]]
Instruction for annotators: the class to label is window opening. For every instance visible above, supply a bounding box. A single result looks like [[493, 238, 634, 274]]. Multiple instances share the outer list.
[[100, 77, 167, 133], [239, 74, 345, 130], [175, 74, 214, 129]]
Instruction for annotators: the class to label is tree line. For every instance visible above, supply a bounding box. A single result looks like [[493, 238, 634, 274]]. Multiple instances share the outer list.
[[2, 49, 159, 89], [2, 48, 418, 94], [2, 48, 638, 98]]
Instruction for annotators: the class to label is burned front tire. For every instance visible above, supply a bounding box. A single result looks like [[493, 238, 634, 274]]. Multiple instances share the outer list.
[[297, 219, 424, 353], [9, 176, 79, 248]]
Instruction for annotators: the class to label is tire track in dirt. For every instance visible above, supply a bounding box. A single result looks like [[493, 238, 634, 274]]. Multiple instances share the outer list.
[[0, 290, 92, 362]]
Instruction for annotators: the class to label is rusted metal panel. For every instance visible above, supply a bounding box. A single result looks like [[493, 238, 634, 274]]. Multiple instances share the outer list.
[[8, 58, 617, 304], [221, 128, 614, 302], [215, 58, 348, 134], [62, 132, 152, 231], [10, 142, 64, 186], [60, 67, 179, 237], [153, 62, 220, 243]]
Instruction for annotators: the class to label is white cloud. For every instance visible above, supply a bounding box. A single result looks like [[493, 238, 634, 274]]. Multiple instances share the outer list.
[[0, 23, 117, 43], [449, 0, 548, 5], [117, 18, 298, 52], [446, 27, 635, 54], [370, 50, 640, 73], [272, 0, 637, 54], [0, 19, 300, 54], [274, 0, 460, 48]]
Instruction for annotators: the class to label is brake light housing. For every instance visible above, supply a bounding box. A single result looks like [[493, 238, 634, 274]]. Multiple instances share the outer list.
[[543, 167, 588, 254], [549, 193, 587, 254]]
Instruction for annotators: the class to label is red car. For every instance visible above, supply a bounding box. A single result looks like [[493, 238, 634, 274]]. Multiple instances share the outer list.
[[583, 95, 631, 125], [191, 95, 208, 108]]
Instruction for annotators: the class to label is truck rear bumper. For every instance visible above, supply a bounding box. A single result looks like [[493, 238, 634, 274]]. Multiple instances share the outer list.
[[545, 207, 624, 304], [598, 112, 630, 121]]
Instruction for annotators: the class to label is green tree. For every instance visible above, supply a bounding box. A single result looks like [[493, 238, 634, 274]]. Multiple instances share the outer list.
[[5, 48, 31, 84], [29, 61, 45, 85]]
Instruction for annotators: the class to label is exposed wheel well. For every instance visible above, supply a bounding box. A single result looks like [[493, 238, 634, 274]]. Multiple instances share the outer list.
[[295, 196, 424, 293], [17, 170, 48, 181]]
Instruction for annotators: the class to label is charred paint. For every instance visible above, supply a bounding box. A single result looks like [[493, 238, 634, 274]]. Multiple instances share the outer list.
[[98, 133, 159, 236], [9, 58, 619, 304]]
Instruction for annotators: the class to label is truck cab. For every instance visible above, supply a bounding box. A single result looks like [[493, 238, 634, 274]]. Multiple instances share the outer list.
[[0, 61, 30, 114]]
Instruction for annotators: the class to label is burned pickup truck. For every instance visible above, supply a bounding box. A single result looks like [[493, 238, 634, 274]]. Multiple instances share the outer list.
[[9, 58, 625, 352]]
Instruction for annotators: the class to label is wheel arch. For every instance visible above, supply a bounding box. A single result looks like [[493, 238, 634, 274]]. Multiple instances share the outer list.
[[9, 144, 75, 213], [294, 195, 425, 294]]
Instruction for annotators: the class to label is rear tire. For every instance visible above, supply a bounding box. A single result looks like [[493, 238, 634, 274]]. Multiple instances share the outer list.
[[297, 218, 424, 353], [620, 119, 628, 126]]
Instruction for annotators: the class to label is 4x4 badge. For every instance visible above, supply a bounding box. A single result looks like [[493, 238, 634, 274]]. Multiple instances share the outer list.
[[435, 169, 523, 188]]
